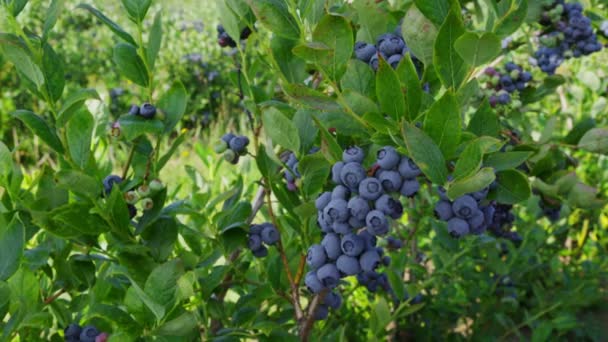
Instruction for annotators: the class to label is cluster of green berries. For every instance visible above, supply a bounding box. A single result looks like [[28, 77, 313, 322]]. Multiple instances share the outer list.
[[213, 133, 250, 164]]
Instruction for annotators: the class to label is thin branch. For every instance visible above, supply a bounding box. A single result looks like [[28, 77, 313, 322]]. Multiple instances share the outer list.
[[44, 288, 66, 305], [299, 291, 327, 342]]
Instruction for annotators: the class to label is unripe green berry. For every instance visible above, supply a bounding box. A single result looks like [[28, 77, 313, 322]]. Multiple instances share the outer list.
[[142, 198, 154, 211], [512, 99, 522, 109], [149, 179, 164, 192], [137, 184, 151, 197], [124, 191, 139, 205], [491, 75, 499, 86], [510, 70, 520, 79], [223, 149, 237, 163], [214, 140, 228, 154]]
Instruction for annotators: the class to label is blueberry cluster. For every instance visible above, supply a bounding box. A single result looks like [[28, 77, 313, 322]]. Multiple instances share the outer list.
[[247, 223, 279, 258], [216, 24, 252, 48], [283, 147, 320, 192], [128, 103, 157, 120], [354, 28, 422, 73], [64, 323, 108, 342], [480, 63, 532, 108], [214, 133, 250, 164], [304, 146, 417, 319], [539, 197, 562, 222], [102, 175, 164, 218], [486, 204, 522, 243], [534, 1, 603, 74]]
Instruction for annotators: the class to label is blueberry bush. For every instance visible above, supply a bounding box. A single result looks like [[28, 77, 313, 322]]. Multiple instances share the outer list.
[[1, 0, 608, 341]]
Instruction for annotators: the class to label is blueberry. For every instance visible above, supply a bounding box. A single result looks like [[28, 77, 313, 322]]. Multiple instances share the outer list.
[[358, 229, 378, 250], [331, 185, 351, 200], [452, 195, 478, 219], [221, 133, 236, 144], [447, 218, 470, 238], [468, 209, 486, 233], [343, 146, 365, 163], [250, 224, 264, 235], [284, 169, 295, 183], [240, 27, 252, 39], [400, 179, 420, 198], [369, 53, 380, 71], [128, 104, 139, 115], [387, 54, 402, 69], [229, 136, 249, 154], [382, 256, 391, 266], [377, 33, 405, 56], [359, 250, 381, 272], [323, 199, 349, 224], [378, 170, 403, 193], [317, 212, 333, 233], [322, 233, 342, 260], [386, 236, 403, 249], [505, 62, 519, 72], [253, 245, 269, 258], [398, 157, 421, 179], [80, 326, 100, 342], [324, 291, 342, 309], [497, 92, 511, 104], [127, 204, 137, 219], [223, 149, 239, 164], [315, 192, 332, 210], [366, 210, 389, 236], [331, 161, 345, 184], [314, 304, 329, 320], [248, 234, 262, 251], [376, 146, 400, 170], [64, 324, 82, 339], [336, 255, 361, 276], [317, 263, 340, 288], [359, 177, 383, 201], [307, 244, 327, 269], [348, 196, 371, 221], [483, 205, 496, 225], [305, 271, 324, 293], [354, 42, 377, 63], [139, 103, 156, 119], [260, 224, 279, 245], [348, 216, 366, 229], [341, 233, 365, 257], [375, 194, 403, 219], [434, 200, 454, 221], [340, 162, 367, 192], [472, 187, 489, 201], [332, 222, 352, 235], [102, 175, 123, 196]]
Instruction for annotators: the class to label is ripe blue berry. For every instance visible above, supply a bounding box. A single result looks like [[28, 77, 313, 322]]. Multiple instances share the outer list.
[[317, 212, 333, 233], [359, 177, 383, 201], [378, 170, 403, 193], [221, 133, 236, 144], [260, 224, 279, 245], [79, 326, 100, 342], [331, 185, 351, 200], [400, 179, 420, 198], [348, 196, 371, 221], [64, 324, 82, 339], [366, 210, 389, 236], [317, 263, 340, 288], [358, 229, 378, 249], [315, 192, 332, 210], [398, 157, 421, 179], [336, 255, 361, 275], [472, 187, 489, 201], [386, 236, 403, 249], [341, 233, 365, 257], [128, 104, 139, 115], [452, 195, 478, 219], [229, 136, 249, 154], [323, 199, 349, 224], [314, 304, 329, 320], [252, 245, 268, 258], [348, 216, 366, 229], [322, 233, 342, 260], [387, 54, 402, 69], [369, 54, 380, 71], [332, 222, 352, 235], [447, 218, 470, 238], [377, 33, 405, 56], [468, 209, 486, 233], [354, 42, 377, 63], [307, 244, 327, 270], [375, 194, 403, 219], [331, 161, 345, 184], [343, 146, 365, 163], [102, 175, 123, 196], [324, 291, 342, 309], [434, 200, 454, 221], [248, 234, 262, 251], [139, 103, 156, 119], [305, 271, 324, 294], [340, 162, 367, 192], [359, 250, 381, 272], [376, 146, 400, 170]]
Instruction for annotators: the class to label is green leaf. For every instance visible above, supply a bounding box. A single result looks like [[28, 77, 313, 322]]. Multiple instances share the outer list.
[[493, 169, 531, 204], [312, 14, 353, 81], [0, 214, 24, 281], [144, 259, 185, 311], [341, 60, 375, 97], [56, 88, 100, 127], [293, 110, 318, 153], [141, 217, 178, 262], [55, 169, 101, 198], [434, 9, 468, 90], [41, 43, 65, 103], [113, 43, 149, 87], [118, 115, 164, 141], [312, 116, 342, 164], [299, 154, 330, 197], [283, 84, 342, 111], [493, 0, 528, 37], [66, 109, 94, 169], [402, 5, 438, 66], [262, 107, 301, 152], [414, 0, 451, 26], [454, 32, 501, 67], [395, 54, 423, 120], [376, 57, 406, 121], [452, 140, 483, 180], [423, 91, 461, 158], [563, 118, 595, 145], [126, 274, 165, 322], [120, 0, 151, 23], [106, 186, 131, 234], [353, 0, 389, 43], [158, 81, 188, 133], [467, 99, 499, 138], [0, 141, 13, 182], [51, 203, 110, 235], [155, 312, 198, 336], [247, 0, 300, 40], [147, 11, 163, 70], [43, 0, 64, 41], [578, 128, 608, 155], [447, 167, 496, 200], [521, 75, 565, 104], [7, 0, 29, 16], [11, 110, 64, 153], [402, 122, 448, 184], [270, 36, 307, 84], [343, 90, 379, 116], [0, 35, 44, 89], [484, 151, 532, 171], [77, 4, 138, 46]]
